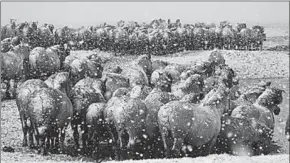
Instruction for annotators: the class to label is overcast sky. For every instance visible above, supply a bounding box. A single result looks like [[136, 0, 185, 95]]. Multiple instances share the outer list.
[[1, 2, 289, 28]]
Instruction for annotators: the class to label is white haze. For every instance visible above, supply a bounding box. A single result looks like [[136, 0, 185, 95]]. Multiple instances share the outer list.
[[1, 2, 289, 28]]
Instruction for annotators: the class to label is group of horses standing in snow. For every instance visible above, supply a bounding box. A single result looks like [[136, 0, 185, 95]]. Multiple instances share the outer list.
[[1, 19, 266, 57], [1, 39, 288, 161]]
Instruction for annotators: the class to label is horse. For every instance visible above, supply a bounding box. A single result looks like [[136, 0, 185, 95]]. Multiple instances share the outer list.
[[231, 87, 285, 154], [1, 43, 30, 98], [158, 84, 231, 158]]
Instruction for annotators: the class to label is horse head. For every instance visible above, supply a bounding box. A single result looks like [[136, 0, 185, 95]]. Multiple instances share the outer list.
[[256, 87, 285, 115], [48, 24, 54, 34], [10, 19, 17, 29], [31, 21, 38, 30], [17, 22, 28, 32], [22, 22, 35, 37]]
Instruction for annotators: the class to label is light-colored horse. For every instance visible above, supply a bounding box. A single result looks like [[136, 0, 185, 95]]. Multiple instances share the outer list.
[[227, 83, 270, 115], [230, 87, 284, 154], [158, 84, 231, 158], [1, 43, 30, 98], [231, 87, 284, 130], [1, 19, 17, 40]]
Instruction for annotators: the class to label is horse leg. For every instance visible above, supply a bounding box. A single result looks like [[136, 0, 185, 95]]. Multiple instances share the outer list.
[[118, 130, 128, 161], [45, 137, 51, 154], [71, 122, 80, 151], [39, 136, 48, 155], [5, 80, 11, 99], [152, 127, 164, 158], [30, 121, 40, 151], [49, 136, 55, 153], [28, 119, 36, 149], [86, 125, 97, 157], [20, 114, 28, 147], [59, 128, 66, 154], [10, 79, 17, 98], [203, 135, 218, 156], [171, 137, 183, 158], [53, 129, 60, 154], [81, 120, 88, 154], [107, 123, 120, 160], [160, 127, 170, 158]]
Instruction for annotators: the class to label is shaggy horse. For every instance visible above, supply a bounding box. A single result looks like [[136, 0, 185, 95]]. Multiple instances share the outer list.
[[1, 44, 30, 98], [227, 81, 271, 115], [158, 84, 231, 158], [16, 79, 49, 148], [231, 87, 285, 154], [231, 87, 284, 130], [104, 93, 148, 160]]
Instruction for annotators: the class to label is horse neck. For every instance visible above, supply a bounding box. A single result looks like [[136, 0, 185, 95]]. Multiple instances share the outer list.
[[254, 97, 274, 113], [252, 102, 271, 114]]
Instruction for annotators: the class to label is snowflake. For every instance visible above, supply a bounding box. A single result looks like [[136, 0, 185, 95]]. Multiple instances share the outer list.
[[227, 132, 233, 138]]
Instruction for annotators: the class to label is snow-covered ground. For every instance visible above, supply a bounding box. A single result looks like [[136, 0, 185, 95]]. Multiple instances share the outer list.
[[1, 153, 288, 163]]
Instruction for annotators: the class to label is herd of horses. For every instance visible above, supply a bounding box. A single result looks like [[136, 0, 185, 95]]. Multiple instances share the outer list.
[[0, 18, 288, 162], [1, 40, 289, 161], [1, 19, 266, 57]]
